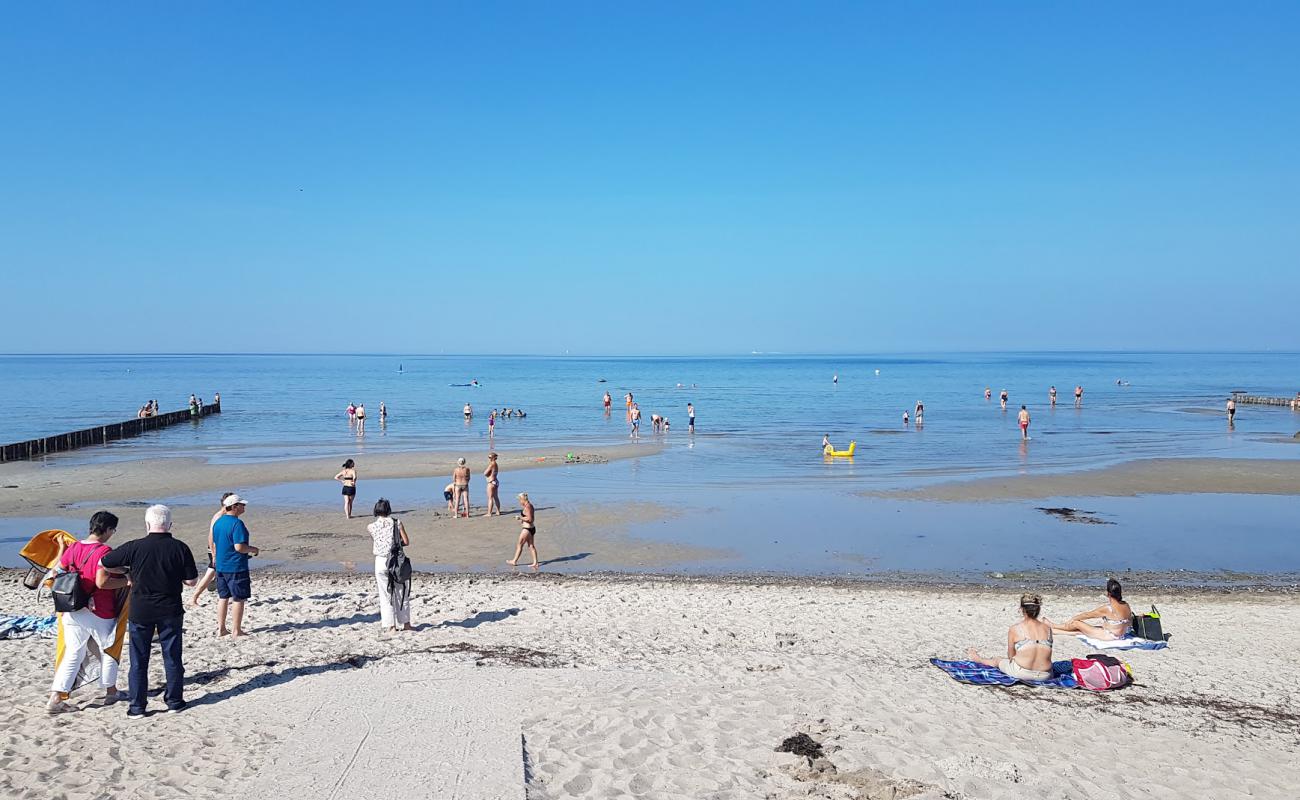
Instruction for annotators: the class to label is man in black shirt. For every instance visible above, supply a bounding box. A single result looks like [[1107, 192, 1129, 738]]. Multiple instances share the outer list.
[[99, 504, 198, 718]]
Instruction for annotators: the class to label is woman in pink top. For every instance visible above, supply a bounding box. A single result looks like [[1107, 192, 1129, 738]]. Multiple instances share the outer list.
[[48, 511, 129, 713]]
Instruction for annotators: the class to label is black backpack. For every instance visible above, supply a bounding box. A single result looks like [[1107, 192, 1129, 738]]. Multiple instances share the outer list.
[[51, 545, 95, 613]]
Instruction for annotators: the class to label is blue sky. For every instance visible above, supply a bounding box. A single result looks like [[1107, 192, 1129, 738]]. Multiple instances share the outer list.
[[1, 3, 1296, 354]]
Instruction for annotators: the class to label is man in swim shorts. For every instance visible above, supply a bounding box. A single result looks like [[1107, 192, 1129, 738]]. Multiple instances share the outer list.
[[687, 403, 695, 433], [1018, 405, 1031, 440]]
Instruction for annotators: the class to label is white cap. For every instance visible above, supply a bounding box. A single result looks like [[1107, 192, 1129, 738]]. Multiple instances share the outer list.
[[222, 494, 248, 508]]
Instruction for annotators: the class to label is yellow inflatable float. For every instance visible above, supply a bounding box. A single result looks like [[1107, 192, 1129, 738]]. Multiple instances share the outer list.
[[823, 441, 856, 457]]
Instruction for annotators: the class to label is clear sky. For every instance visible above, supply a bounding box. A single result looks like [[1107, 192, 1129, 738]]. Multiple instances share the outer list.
[[1, 3, 1297, 355]]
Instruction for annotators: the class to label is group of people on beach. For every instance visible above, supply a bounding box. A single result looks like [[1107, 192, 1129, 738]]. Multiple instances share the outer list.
[[346, 401, 386, 434], [46, 498, 255, 717], [333, 454, 540, 569], [608, 392, 694, 439], [965, 579, 1136, 682]]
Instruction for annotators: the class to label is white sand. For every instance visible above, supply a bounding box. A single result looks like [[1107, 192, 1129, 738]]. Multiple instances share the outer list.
[[2, 572, 1297, 799]]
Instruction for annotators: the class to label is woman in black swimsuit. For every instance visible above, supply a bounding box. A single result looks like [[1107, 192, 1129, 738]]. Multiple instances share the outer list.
[[508, 492, 539, 570], [334, 459, 358, 519]]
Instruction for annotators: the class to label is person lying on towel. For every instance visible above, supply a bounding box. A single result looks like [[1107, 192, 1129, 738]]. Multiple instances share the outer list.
[[1051, 578, 1133, 641], [966, 592, 1055, 682]]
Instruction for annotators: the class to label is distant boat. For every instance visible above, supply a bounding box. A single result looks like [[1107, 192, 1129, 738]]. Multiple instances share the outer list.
[[398, 364, 403, 373]]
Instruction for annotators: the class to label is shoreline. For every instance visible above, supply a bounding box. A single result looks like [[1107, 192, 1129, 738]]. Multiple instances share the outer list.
[[4, 564, 1296, 593]]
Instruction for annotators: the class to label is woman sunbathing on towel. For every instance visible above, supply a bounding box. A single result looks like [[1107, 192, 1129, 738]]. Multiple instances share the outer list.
[[1051, 578, 1132, 640], [967, 593, 1055, 682]]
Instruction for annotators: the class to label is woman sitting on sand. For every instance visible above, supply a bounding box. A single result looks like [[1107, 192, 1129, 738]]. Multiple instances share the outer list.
[[966, 593, 1055, 682], [1051, 578, 1132, 640]]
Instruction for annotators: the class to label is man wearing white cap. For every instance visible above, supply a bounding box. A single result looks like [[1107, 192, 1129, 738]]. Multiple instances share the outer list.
[[211, 494, 259, 638]]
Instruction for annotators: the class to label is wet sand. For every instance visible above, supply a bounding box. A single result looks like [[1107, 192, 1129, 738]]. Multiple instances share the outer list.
[[868, 457, 1300, 502]]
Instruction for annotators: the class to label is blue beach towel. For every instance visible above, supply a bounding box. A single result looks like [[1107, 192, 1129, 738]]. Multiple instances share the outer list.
[[930, 658, 1079, 689], [1076, 634, 1167, 651], [0, 614, 57, 640]]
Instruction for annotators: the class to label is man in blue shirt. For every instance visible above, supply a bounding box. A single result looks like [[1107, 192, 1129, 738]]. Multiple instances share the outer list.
[[211, 494, 259, 638]]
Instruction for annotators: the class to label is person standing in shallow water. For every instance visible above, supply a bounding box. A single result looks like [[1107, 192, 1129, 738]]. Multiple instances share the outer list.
[[1226, 397, 1236, 426], [334, 459, 358, 519], [452, 458, 471, 518], [1049, 386, 1057, 407], [999, 390, 1008, 410], [1074, 385, 1083, 407], [1018, 405, 1031, 440], [483, 452, 501, 516]]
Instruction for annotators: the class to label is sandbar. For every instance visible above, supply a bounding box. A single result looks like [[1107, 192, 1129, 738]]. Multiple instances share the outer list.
[[868, 457, 1300, 502]]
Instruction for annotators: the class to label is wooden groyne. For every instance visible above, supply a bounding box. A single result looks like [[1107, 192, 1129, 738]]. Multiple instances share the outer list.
[[0, 402, 221, 463], [1230, 391, 1298, 408]]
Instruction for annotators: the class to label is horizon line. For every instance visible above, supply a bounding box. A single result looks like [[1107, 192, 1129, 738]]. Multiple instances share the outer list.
[[2, 349, 1298, 358]]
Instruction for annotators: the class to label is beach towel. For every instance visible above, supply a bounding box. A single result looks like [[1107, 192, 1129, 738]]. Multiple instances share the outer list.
[[0, 614, 58, 639], [930, 658, 1079, 689], [1076, 634, 1167, 651]]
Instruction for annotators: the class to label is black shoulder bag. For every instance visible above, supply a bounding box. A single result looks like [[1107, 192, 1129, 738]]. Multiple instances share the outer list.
[[51, 546, 94, 613]]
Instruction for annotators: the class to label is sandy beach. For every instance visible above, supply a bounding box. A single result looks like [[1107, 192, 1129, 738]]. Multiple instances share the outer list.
[[2, 571, 1296, 799]]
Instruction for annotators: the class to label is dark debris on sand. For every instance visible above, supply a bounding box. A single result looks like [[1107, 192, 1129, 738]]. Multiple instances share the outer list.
[[1037, 507, 1115, 525], [775, 732, 825, 761]]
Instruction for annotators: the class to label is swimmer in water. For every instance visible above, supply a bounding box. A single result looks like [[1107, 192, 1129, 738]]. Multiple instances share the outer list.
[[1226, 397, 1236, 426], [902, 411, 909, 426], [823, 434, 833, 455], [1018, 405, 1031, 440], [915, 401, 924, 426], [985, 387, 992, 400], [1049, 386, 1057, 407], [1074, 385, 1083, 406], [603, 391, 612, 413], [1000, 390, 1008, 410]]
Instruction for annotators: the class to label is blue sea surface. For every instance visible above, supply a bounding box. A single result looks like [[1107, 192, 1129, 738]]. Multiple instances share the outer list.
[[1, 353, 1297, 489], [3, 353, 1298, 577]]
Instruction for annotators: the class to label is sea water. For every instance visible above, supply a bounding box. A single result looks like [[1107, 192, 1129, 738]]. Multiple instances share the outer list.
[[3, 353, 1299, 576], [1, 352, 1296, 488]]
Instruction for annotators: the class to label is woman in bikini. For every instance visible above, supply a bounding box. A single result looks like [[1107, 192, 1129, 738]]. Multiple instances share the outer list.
[[483, 452, 501, 516], [1052, 578, 1133, 640], [967, 592, 1055, 682], [334, 459, 358, 518], [508, 492, 539, 569]]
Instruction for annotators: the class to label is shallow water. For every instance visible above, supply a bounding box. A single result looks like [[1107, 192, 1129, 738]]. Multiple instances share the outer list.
[[2, 353, 1298, 490], [4, 353, 1298, 577], [9, 457, 1298, 577]]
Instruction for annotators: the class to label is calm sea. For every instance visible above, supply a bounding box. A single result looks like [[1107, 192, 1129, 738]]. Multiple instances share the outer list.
[[3, 353, 1299, 576], [1, 353, 1297, 486]]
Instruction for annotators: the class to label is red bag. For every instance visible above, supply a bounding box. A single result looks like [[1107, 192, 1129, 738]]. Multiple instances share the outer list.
[[1072, 655, 1131, 691]]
